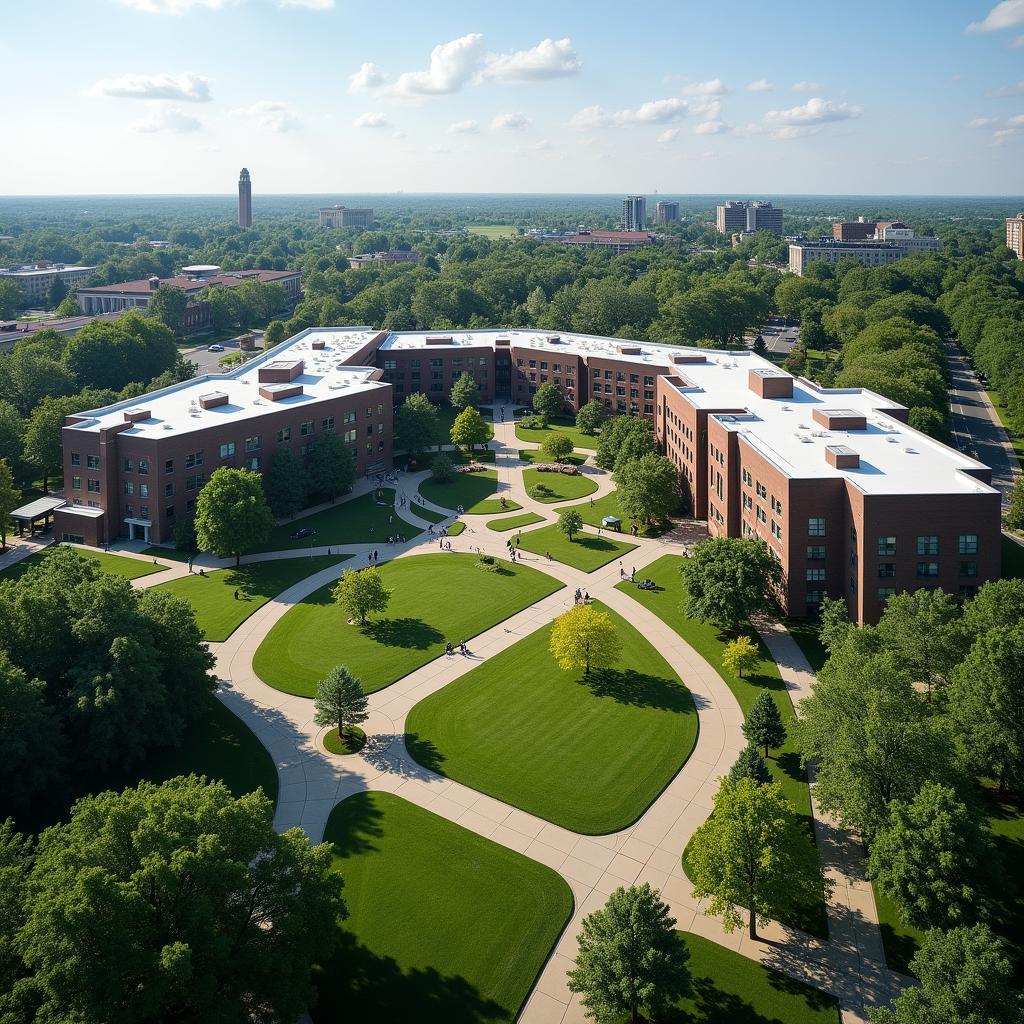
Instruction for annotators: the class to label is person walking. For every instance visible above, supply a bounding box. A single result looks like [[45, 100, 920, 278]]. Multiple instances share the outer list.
[[233, 590, 239, 600]]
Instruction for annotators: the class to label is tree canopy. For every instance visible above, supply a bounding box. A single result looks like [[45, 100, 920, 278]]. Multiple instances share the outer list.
[[194, 467, 275, 565]]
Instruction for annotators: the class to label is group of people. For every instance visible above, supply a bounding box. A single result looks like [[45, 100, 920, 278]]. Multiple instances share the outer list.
[[617, 562, 637, 581], [573, 588, 591, 605], [366, 549, 381, 565], [505, 535, 522, 563], [444, 640, 470, 657]]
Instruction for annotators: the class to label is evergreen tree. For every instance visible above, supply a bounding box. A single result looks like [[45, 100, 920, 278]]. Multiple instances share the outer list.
[[313, 665, 369, 740], [742, 690, 787, 757], [728, 744, 772, 786]]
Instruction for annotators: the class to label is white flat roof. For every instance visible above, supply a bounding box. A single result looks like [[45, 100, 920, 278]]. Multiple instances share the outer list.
[[65, 328, 387, 439], [0, 265, 94, 277]]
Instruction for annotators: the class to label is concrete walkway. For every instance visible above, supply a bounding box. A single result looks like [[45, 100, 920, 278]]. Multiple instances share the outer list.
[[122, 401, 905, 1023]]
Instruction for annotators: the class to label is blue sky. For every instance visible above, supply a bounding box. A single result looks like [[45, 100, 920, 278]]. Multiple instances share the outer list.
[[4, 0, 1024, 195]]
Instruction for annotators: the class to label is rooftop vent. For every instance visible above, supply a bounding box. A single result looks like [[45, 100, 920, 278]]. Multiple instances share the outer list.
[[547, 335, 562, 344], [670, 353, 707, 364], [198, 391, 228, 410], [825, 444, 860, 469], [311, 339, 326, 351], [616, 344, 642, 355], [123, 407, 151, 424], [426, 336, 454, 345], [258, 383, 303, 402], [748, 368, 793, 399], [813, 408, 867, 431]]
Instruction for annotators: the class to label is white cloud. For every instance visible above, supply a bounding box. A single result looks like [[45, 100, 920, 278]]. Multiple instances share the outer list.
[[1009, 113, 1024, 125], [116, 0, 231, 12], [746, 79, 773, 92], [492, 111, 530, 130], [353, 111, 389, 128], [656, 128, 680, 144], [89, 71, 212, 102], [765, 96, 862, 126], [968, 116, 1000, 127], [231, 100, 301, 132], [482, 37, 580, 82], [792, 80, 823, 92], [348, 62, 386, 93], [446, 119, 479, 134], [993, 127, 1022, 143], [683, 78, 727, 96], [569, 97, 688, 130], [988, 80, 1024, 95], [689, 97, 722, 119], [967, 0, 1024, 32], [532, 139, 551, 151], [695, 120, 730, 135], [277, 0, 333, 7], [131, 105, 201, 133], [391, 33, 485, 96]]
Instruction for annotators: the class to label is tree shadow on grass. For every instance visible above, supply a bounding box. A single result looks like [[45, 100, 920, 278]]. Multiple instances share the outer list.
[[313, 931, 505, 1024], [584, 668, 697, 714], [775, 751, 806, 786], [402, 733, 447, 775], [575, 535, 621, 553], [363, 617, 444, 650], [322, 791, 386, 859], [661, 975, 786, 1024]]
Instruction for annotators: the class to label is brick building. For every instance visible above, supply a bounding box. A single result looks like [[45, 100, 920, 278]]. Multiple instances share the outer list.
[[53, 327, 1001, 623], [1007, 214, 1024, 260]]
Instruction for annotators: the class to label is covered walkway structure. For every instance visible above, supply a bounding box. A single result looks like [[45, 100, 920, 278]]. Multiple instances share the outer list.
[[8, 496, 65, 538]]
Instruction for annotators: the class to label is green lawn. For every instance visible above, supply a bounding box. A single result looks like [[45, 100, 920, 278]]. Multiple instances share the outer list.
[[142, 545, 192, 563], [253, 553, 564, 696], [664, 932, 839, 1024], [487, 512, 545, 532], [466, 224, 517, 238], [419, 469, 502, 513], [988, 390, 1024, 468], [515, 416, 599, 451], [314, 792, 572, 1024], [523, 467, 599, 503], [406, 602, 698, 834], [446, 522, 465, 536], [1003, 534, 1024, 580], [785, 618, 830, 674], [618, 554, 827, 939], [0, 546, 168, 582], [153, 555, 348, 641], [258, 489, 422, 552], [564, 489, 669, 538], [517, 449, 587, 467], [408, 503, 449, 524], [517, 522, 637, 573], [875, 781, 1024, 984]]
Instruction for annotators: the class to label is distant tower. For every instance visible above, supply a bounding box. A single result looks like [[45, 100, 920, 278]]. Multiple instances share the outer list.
[[622, 195, 646, 232], [238, 168, 252, 228]]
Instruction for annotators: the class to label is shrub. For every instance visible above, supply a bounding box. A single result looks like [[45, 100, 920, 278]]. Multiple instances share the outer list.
[[476, 555, 500, 572], [530, 483, 554, 499], [432, 453, 454, 482]]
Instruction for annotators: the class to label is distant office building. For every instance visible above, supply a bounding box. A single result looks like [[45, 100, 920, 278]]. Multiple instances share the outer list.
[[238, 168, 252, 228], [347, 251, 421, 270], [622, 195, 647, 232], [716, 201, 748, 234], [561, 230, 653, 254], [0, 262, 95, 307], [0, 310, 125, 353], [319, 206, 374, 229], [1007, 215, 1024, 260], [655, 201, 680, 225], [876, 226, 943, 255], [745, 201, 783, 236], [788, 230, 942, 275], [832, 218, 905, 241]]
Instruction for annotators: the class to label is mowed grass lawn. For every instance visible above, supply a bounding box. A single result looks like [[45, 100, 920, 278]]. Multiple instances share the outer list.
[[618, 554, 827, 938], [405, 602, 697, 834], [487, 512, 545, 532], [564, 489, 668, 538], [253, 553, 563, 696], [669, 933, 839, 1024], [153, 555, 348, 641], [419, 469, 503, 513], [0, 547, 168, 582], [515, 416, 599, 451], [522, 467, 598, 503], [517, 522, 637, 572], [314, 792, 572, 1024], [258, 489, 422, 552]]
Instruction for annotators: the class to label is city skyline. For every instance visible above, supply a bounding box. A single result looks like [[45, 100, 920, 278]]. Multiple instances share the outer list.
[[3, 0, 1024, 196]]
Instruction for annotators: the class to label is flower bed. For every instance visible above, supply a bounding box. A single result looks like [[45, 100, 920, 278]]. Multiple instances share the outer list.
[[458, 462, 490, 473], [532, 463, 580, 475]]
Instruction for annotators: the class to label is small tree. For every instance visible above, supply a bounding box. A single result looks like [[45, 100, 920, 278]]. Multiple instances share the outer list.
[[0, 458, 19, 552], [729, 744, 772, 786], [55, 296, 82, 318], [431, 453, 454, 482], [867, 782, 987, 932], [313, 665, 369, 741], [550, 605, 621, 677], [47, 275, 67, 309], [306, 432, 355, 503], [1007, 476, 1024, 532], [396, 392, 440, 456], [868, 925, 1023, 1024], [264, 448, 308, 518], [263, 320, 286, 348], [818, 595, 852, 655], [541, 433, 575, 463], [147, 285, 189, 337], [614, 452, 680, 526], [332, 567, 391, 626], [567, 883, 690, 1024], [722, 635, 759, 679], [194, 467, 275, 566], [556, 507, 583, 543], [450, 406, 492, 453], [687, 777, 829, 940], [449, 372, 481, 411], [576, 399, 606, 436], [532, 382, 564, 424], [742, 690, 786, 758]]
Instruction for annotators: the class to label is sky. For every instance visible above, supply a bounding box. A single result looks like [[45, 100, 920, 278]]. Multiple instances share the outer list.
[[4, 0, 1024, 196]]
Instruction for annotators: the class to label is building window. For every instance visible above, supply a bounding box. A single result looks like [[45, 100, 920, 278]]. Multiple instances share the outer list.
[[245, 435, 261, 452], [277, 427, 291, 442], [87, 479, 100, 493], [164, 459, 174, 474], [140, 506, 149, 519], [806, 568, 826, 582], [916, 561, 940, 577], [878, 587, 896, 603], [138, 459, 149, 475], [164, 483, 174, 498], [322, 417, 335, 431], [219, 442, 235, 459], [123, 457, 133, 473], [806, 590, 824, 605], [808, 517, 826, 537], [878, 563, 896, 578], [959, 560, 978, 577], [86, 455, 100, 469], [917, 535, 939, 556], [300, 421, 314, 436], [124, 481, 134, 496], [807, 545, 825, 560], [383, 359, 397, 370], [877, 536, 897, 556], [72, 475, 81, 490], [959, 585, 978, 600], [139, 483, 149, 498], [958, 535, 978, 555], [343, 411, 356, 425], [70, 453, 80, 467], [185, 451, 203, 468], [344, 429, 356, 444]]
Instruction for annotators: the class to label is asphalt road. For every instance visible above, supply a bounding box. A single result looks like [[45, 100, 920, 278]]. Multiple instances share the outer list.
[[181, 330, 264, 375], [748, 318, 800, 355], [945, 341, 1019, 507]]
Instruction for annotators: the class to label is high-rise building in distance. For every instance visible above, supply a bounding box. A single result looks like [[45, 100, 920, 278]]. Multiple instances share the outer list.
[[716, 200, 748, 233], [656, 201, 679, 225], [622, 195, 646, 232], [238, 168, 252, 228], [1007, 215, 1024, 260], [745, 201, 783, 236], [319, 206, 374, 229]]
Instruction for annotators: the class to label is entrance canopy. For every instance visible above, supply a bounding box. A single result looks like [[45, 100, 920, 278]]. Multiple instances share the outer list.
[[9, 496, 65, 537]]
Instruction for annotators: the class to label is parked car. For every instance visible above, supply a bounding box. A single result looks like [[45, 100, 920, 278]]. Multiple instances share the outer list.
[[208, 344, 224, 352], [290, 527, 316, 540]]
